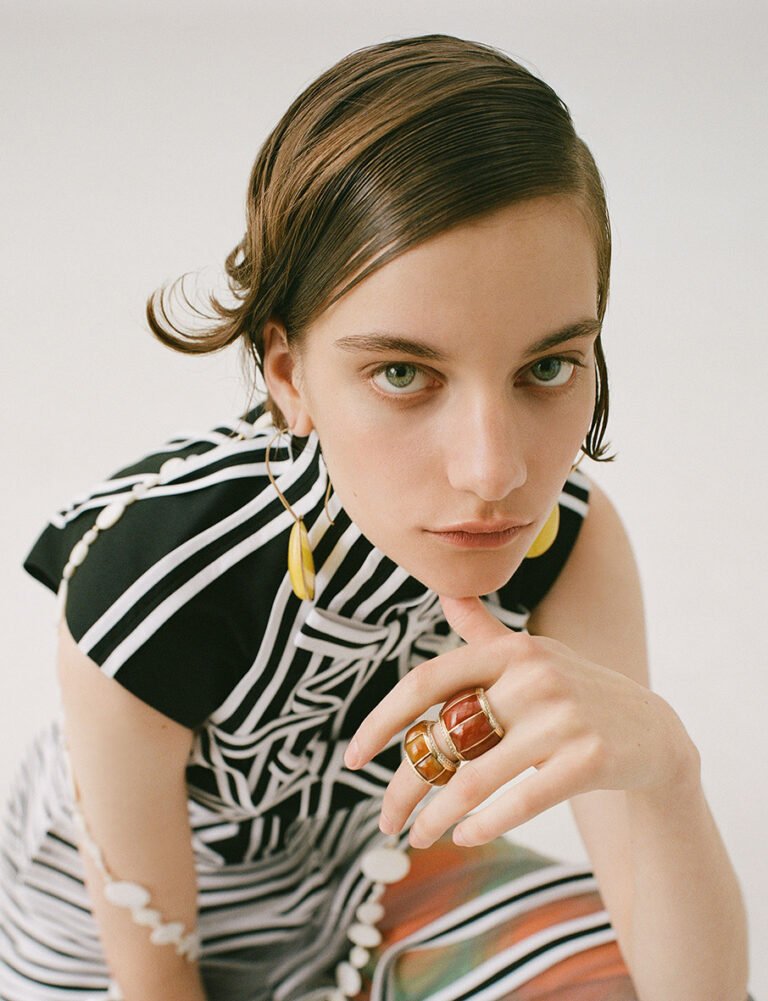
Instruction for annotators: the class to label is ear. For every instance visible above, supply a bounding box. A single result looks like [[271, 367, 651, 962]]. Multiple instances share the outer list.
[[261, 320, 314, 436]]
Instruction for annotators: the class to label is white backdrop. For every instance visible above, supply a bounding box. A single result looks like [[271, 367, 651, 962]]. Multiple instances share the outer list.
[[2, 0, 766, 994]]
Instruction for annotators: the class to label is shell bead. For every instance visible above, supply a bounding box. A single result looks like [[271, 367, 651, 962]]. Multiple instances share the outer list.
[[360, 846, 410, 884], [368, 882, 386, 901], [149, 921, 186, 945], [69, 540, 90, 567], [347, 922, 382, 948], [349, 945, 370, 969], [54, 459, 202, 964], [178, 933, 201, 960], [335, 960, 362, 997], [106, 978, 125, 1000], [234, 419, 257, 438], [356, 901, 385, 924], [104, 881, 151, 909], [159, 457, 187, 479], [133, 907, 162, 927], [96, 501, 126, 530]]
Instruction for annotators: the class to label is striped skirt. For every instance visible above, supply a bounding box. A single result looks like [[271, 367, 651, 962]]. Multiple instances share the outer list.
[[313, 832, 639, 1001], [2, 722, 751, 1000]]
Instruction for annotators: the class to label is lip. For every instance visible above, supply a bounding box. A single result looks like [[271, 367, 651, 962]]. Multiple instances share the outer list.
[[431, 519, 532, 534], [426, 520, 533, 550]]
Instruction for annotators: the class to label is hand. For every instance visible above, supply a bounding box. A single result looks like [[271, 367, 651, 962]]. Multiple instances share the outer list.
[[344, 594, 696, 849]]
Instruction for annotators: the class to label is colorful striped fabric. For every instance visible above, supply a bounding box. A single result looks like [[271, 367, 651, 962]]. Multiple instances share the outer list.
[[350, 831, 636, 1001]]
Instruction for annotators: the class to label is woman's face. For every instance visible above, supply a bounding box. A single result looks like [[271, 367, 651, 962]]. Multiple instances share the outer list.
[[267, 194, 600, 599]]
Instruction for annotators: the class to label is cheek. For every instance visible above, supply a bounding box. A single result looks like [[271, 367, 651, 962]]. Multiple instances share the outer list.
[[320, 419, 432, 519], [550, 365, 596, 443], [525, 383, 595, 481]]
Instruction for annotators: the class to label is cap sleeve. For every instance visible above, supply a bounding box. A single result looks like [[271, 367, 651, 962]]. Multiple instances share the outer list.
[[23, 431, 261, 730], [495, 467, 591, 622]]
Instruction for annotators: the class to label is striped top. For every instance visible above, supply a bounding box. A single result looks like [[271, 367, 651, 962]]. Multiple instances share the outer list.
[[5, 399, 592, 999], [22, 400, 590, 869]]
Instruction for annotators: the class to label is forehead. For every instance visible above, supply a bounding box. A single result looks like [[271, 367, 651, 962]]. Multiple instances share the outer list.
[[308, 195, 598, 344]]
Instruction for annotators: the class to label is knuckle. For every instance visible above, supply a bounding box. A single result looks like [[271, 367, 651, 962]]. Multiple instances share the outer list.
[[466, 813, 493, 844], [402, 664, 429, 702], [381, 787, 404, 817], [527, 660, 562, 701], [579, 732, 608, 777], [411, 818, 433, 843], [453, 760, 489, 806], [552, 698, 584, 735], [511, 783, 535, 819]]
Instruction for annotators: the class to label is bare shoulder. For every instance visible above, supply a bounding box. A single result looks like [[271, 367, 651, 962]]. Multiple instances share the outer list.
[[526, 474, 650, 689]]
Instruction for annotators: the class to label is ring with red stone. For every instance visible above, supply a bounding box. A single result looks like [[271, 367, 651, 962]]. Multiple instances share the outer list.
[[438, 687, 505, 761], [403, 719, 458, 787]]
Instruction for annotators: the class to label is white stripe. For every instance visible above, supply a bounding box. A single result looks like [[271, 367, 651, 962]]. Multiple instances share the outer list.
[[409, 874, 601, 949], [559, 489, 589, 518], [384, 860, 594, 951], [482, 591, 531, 630], [78, 432, 318, 652], [214, 470, 333, 730], [567, 466, 591, 491], [419, 915, 616, 1001], [88, 438, 322, 672], [54, 428, 278, 526], [273, 810, 384, 1000]]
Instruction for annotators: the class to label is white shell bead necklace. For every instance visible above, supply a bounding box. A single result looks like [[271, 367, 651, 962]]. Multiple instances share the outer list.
[[55, 414, 415, 1000], [55, 447, 214, 990]]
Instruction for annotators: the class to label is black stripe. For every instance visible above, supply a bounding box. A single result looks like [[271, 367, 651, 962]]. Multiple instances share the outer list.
[[453, 919, 613, 1001]]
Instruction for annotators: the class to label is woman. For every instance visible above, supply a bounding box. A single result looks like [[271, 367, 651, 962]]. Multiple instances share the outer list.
[[0, 32, 750, 1001]]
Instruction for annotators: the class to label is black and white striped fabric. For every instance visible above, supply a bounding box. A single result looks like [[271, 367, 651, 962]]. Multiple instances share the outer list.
[[0, 400, 595, 1000]]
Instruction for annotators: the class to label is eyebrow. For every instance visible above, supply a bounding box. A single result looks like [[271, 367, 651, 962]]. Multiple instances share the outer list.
[[333, 318, 602, 362]]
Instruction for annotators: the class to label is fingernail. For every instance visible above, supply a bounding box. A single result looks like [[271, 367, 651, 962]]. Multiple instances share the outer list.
[[409, 830, 430, 850], [453, 827, 471, 846], [345, 738, 360, 770]]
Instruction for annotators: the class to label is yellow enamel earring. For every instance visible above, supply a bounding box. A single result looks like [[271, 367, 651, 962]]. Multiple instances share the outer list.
[[265, 427, 334, 600], [525, 503, 559, 558], [525, 454, 584, 559]]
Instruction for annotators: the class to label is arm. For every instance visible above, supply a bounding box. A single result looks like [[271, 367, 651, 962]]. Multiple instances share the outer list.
[[527, 477, 750, 1001], [57, 620, 208, 1001]]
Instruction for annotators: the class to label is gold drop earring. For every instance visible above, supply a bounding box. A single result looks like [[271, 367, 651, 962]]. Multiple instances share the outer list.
[[525, 452, 585, 560], [265, 426, 335, 601]]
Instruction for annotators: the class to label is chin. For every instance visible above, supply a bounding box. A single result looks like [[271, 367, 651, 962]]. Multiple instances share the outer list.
[[408, 554, 524, 599]]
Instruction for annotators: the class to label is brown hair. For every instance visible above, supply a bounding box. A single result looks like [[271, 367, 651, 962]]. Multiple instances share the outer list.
[[147, 33, 615, 462]]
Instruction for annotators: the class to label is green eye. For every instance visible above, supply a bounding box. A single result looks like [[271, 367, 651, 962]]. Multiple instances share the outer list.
[[370, 362, 426, 395], [384, 364, 417, 388], [528, 357, 576, 387]]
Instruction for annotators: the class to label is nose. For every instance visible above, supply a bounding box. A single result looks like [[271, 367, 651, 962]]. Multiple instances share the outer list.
[[445, 398, 527, 501]]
